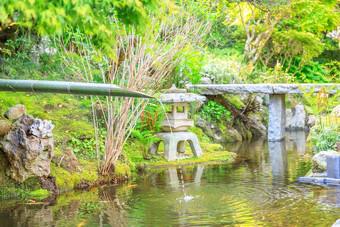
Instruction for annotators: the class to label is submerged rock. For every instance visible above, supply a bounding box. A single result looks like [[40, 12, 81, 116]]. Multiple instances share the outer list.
[[312, 150, 338, 173], [4, 104, 26, 120], [0, 115, 54, 182]]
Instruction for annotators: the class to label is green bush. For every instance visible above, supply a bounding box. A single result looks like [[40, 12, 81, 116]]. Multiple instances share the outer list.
[[199, 101, 231, 123], [310, 124, 340, 152]]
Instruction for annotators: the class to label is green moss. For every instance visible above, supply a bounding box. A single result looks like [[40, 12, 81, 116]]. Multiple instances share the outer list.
[[50, 163, 81, 190], [51, 159, 98, 191], [0, 92, 94, 145], [189, 126, 212, 142], [22, 177, 42, 191], [115, 161, 131, 178], [224, 94, 244, 109], [219, 123, 227, 131], [124, 136, 235, 169], [26, 189, 50, 197], [78, 159, 98, 182], [200, 142, 223, 151]]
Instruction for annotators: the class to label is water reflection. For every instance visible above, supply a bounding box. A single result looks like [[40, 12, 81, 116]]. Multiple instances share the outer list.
[[268, 141, 288, 183], [286, 131, 308, 155], [166, 165, 205, 188], [1, 132, 340, 226]]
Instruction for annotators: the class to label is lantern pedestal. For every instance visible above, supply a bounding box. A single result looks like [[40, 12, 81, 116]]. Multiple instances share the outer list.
[[149, 132, 203, 161]]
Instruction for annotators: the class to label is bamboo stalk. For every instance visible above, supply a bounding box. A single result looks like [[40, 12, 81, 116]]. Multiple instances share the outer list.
[[0, 79, 153, 99]]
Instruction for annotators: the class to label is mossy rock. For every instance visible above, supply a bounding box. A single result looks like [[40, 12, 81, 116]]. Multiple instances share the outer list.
[[224, 94, 244, 109], [50, 159, 98, 191], [0, 119, 11, 136], [115, 161, 131, 178]]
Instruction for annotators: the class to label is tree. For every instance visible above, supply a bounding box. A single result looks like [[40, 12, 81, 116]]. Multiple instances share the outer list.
[[0, 0, 170, 55]]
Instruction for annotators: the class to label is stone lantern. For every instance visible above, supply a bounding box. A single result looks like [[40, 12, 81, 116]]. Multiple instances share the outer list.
[[149, 85, 206, 161]]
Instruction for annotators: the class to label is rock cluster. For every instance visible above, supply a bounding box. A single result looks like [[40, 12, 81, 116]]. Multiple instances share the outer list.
[[311, 150, 339, 177], [0, 105, 55, 182]]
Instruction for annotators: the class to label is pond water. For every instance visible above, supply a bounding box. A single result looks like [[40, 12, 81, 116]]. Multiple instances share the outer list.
[[1, 131, 340, 226]]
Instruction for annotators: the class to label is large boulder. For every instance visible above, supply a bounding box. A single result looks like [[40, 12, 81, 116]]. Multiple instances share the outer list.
[[312, 150, 339, 173], [307, 115, 316, 128], [52, 148, 79, 174], [4, 104, 26, 120], [286, 104, 306, 130], [0, 119, 11, 136], [248, 113, 267, 137], [221, 127, 243, 143], [331, 105, 340, 117], [0, 115, 55, 182], [195, 117, 242, 143]]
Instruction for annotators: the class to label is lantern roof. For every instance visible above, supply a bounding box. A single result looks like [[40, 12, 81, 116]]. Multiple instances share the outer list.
[[159, 84, 207, 103]]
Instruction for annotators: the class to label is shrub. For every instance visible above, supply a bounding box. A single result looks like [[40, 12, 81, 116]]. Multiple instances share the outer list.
[[310, 124, 340, 153], [199, 101, 231, 123]]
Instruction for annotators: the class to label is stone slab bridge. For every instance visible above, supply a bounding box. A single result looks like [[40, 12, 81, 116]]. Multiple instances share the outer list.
[[186, 84, 340, 142]]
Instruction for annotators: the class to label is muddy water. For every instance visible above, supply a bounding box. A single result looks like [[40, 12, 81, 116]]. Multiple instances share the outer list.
[[1, 131, 340, 226]]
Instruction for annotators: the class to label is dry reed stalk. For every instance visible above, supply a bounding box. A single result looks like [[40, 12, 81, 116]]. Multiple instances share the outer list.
[[60, 14, 208, 175]]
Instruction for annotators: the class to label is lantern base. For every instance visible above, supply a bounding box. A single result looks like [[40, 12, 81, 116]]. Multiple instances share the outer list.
[[149, 132, 203, 161]]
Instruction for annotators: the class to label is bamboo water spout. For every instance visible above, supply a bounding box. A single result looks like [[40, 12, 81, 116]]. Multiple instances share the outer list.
[[0, 79, 153, 98]]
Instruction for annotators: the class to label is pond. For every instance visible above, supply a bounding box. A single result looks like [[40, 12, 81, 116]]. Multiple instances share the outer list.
[[1, 131, 340, 226]]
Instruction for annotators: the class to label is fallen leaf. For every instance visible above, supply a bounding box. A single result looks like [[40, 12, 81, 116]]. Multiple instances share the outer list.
[[183, 177, 194, 181], [77, 220, 86, 227], [221, 195, 228, 200], [127, 184, 137, 188]]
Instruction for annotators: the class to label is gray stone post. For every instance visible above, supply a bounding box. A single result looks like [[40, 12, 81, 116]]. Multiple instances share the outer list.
[[268, 94, 286, 141]]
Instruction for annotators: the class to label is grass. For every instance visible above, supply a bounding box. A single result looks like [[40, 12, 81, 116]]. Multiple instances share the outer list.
[[124, 127, 236, 169], [0, 92, 94, 144], [0, 91, 236, 195]]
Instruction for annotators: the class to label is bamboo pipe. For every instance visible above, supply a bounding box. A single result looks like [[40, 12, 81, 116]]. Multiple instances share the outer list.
[[0, 79, 153, 99]]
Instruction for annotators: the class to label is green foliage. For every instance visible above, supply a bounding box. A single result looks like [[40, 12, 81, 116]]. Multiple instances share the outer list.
[[325, 61, 340, 81], [175, 49, 206, 85], [199, 101, 231, 123], [290, 60, 329, 83], [310, 124, 340, 153], [0, 0, 168, 55], [317, 50, 340, 63], [272, 30, 324, 62], [68, 128, 105, 159], [290, 0, 340, 34], [130, 100, 164, 159]]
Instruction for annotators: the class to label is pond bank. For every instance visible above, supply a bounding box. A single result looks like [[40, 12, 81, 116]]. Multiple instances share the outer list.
[[0, 92, 240, 199], [1, 132, 339, 226]]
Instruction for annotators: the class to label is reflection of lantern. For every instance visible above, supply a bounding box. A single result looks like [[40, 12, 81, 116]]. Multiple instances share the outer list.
[[149, 85, 206, 161]]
